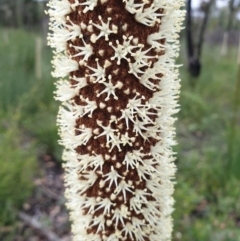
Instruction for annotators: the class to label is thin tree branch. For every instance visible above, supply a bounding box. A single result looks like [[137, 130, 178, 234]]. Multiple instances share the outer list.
[[196, 0, 214, 59], [186, 0, 194, 59], [226, 0, 235, 32], [18, 212, 64, 241]]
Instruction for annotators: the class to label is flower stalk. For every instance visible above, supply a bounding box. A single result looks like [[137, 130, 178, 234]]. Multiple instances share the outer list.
[[47, 1, 185, 240]]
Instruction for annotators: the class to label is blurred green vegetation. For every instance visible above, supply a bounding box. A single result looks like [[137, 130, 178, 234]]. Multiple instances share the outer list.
[[0, 27, 240, 240], [0, 28, 60, 225], [173, 45, 240, 240], [0, 111, 36, 226]]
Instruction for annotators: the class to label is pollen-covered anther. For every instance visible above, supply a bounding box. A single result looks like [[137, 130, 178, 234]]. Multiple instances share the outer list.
[[111, 24, 118, 33], [90, 33, 97, 43], [98, 49, 105, 56], [122, 23, 128, 31], [87, 24, 93, 32], [110, 193, 116, 201], [110, 115, 117, 123], [116, 162, 122, 169], [112, 69, 119, 75], [123, 88, 130, 95], [90, 16, 114, 41], [104, 59, 112, 68], [99, 102, 106, 109], [80, 22, 87, 30], [105, 154, 111, 160], [106, 220, 112, 226]]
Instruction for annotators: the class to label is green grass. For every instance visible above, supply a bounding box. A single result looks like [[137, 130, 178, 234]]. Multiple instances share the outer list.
[[173, 45, 240, 240], [0, 28, 59, 225], [0, 28, 60, 158], [0, 28, 240, 240], [0, 111, 37, 226]]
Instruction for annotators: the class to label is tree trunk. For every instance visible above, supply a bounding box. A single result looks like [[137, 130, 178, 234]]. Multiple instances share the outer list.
[[186, 0, 201, 78]]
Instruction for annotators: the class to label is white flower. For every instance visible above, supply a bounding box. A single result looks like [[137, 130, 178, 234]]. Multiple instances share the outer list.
[[72, 97, 97, 118], [123, 150, 144, 170], [71, 76, 88, 89], [122, 35, 138, 54], [114, 180, 134, 203], [135, 5, 164, 26], [47, 0, 72, 20], [81, 197, 97, 214], [131, 46, 154, 66], [87, 59, 106, 83], [70, 39, 93, 61], [109, 40, 128, 65], [120, 132, 134, 146], [119, 108, 135, 129], [96, 75, 118, 100], [48, 24, 68, 52], [95, 122, 118, 147], [90, 16, 114, 41], [57, 105, 76, 130], [107, 133, 122, 152], [128, 61, 145, 78], [122, 222, 135, 239], [79, 0, 98, 13], [89, 214, 105, 233], [147, 32, 166, 50], [111, 207, 126, 226], [52, 54, 78, 78], [123, 0, 145, 14], [133, 118, 149, 139], [104, 166, 122, 188], [94, 198, 113, 214], [54, 79, 76, 101], [59, 126, 92, 148]]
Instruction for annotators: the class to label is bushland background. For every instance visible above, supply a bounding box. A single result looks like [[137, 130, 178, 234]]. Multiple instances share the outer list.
[[0, 0, 240, 240]]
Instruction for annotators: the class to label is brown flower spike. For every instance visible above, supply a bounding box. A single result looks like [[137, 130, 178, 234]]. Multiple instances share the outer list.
[[47, 0, 185, 240]]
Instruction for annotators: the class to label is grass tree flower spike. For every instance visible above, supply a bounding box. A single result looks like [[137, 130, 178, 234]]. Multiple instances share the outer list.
[[47, 0, 185, 240]]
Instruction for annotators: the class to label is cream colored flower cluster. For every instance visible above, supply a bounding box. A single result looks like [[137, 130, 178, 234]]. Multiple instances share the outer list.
[[47, 0, 185, 241]]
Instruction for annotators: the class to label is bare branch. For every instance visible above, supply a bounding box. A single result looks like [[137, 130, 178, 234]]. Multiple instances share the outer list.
[[18, 212, 64, 241]]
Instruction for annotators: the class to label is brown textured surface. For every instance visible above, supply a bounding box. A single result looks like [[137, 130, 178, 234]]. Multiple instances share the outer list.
[[66, 0, 165, 239]]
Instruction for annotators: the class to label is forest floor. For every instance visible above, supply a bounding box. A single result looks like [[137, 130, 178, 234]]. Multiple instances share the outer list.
[[1, 154, 71, 241]]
